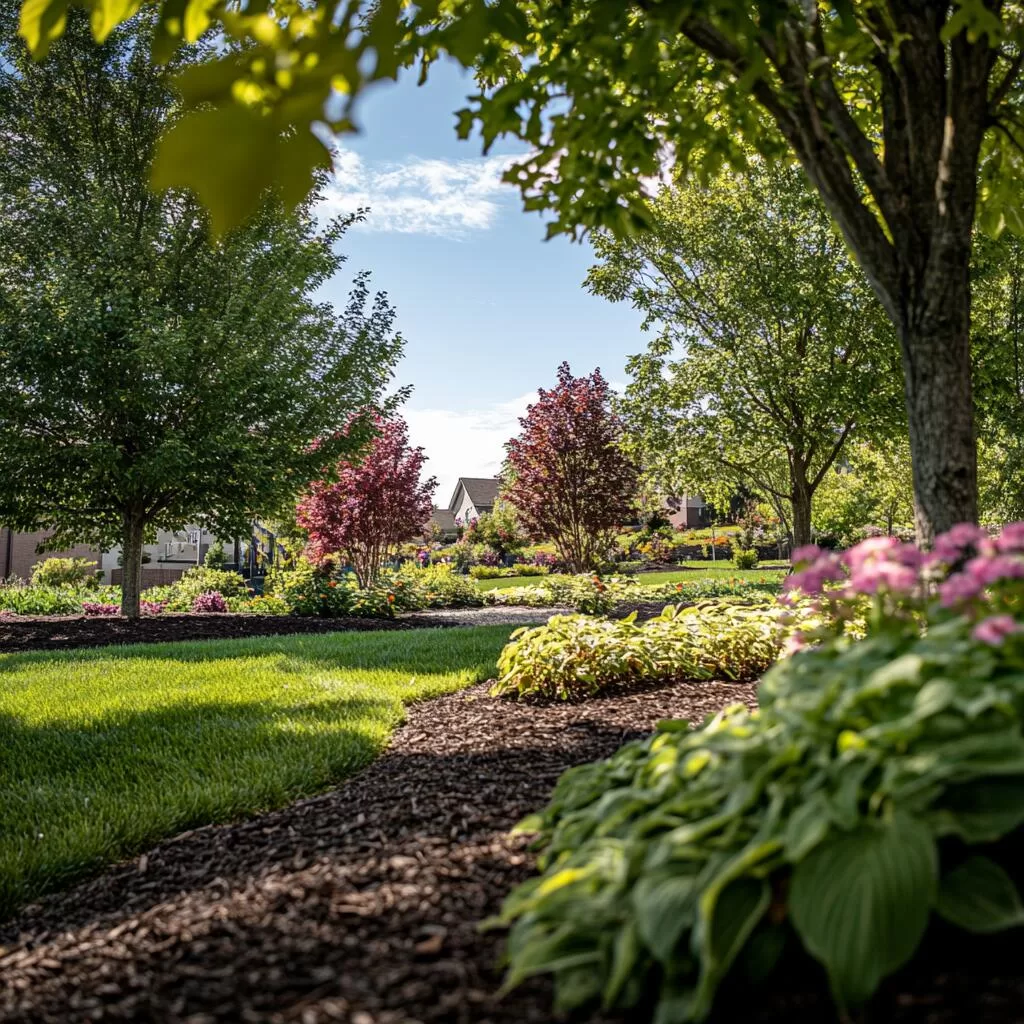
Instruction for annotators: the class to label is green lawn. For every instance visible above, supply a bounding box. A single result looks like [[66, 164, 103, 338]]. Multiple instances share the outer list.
[[474, 562, 788, 591], [0, 625, 514, 918]]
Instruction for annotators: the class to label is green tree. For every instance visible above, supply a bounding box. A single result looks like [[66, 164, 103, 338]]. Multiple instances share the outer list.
[[594, 166, 901, 549], [24, 1, 1024, 541], [812, 440, 916, 545], [0, 12, 403, 616], [972, 232, 1024, 523]]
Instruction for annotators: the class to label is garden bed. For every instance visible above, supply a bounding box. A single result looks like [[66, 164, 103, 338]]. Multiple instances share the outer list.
[[0, 608, 571, 654], [0, 679, 757, 1023], [2, 677, 1023, 1022]]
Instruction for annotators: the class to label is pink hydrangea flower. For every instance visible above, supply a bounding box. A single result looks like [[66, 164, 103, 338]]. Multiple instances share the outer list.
[[966, 554, 1024, 587], [848, 561, 918, 596], [931, 522, 988, 564], [996, 522, 1024, 554], [784, 553, 844, 597], [937, 572, 984, 608], [792, 544, 823, 566], [973, 614, 1021, 646]]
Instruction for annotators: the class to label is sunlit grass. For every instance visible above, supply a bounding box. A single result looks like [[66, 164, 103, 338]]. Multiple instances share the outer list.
[[0, 625, 514, 918]]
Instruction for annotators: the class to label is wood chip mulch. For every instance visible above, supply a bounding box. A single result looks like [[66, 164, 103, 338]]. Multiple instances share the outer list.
[[0, 608, 571, 654], [0, 679, 757, 1024]]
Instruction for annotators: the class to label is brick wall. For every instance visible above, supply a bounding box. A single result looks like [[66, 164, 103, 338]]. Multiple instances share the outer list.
[[0, 528, 101, 582], [109, 567, 190, 588]]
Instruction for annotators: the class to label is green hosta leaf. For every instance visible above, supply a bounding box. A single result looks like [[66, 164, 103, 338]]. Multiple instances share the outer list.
[[789, 813, 937, 1008], [783, 793, 830, 861], [933, 776, 1024, 842], [19, 0, 69, 57], [633, 872, 698, 963], [692, 877, 770, 1016], [936, 856, 1024, 933]]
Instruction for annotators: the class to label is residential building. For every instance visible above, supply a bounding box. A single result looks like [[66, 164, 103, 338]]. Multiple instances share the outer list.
[[448, 477, 500, 523], [0, 528, 101, 582], [665, 494, 711, 530]]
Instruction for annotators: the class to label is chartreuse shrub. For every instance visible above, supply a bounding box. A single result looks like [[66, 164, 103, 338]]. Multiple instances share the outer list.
[[495, 525, 1024, 1021], [30, 557, 100, 589], [488, 573, 781, 613], [492, 602, 789, 700]]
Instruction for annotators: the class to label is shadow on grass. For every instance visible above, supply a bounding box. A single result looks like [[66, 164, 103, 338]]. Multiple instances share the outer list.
[[0, 691, 397, 921], [0, 622, 515, 678]]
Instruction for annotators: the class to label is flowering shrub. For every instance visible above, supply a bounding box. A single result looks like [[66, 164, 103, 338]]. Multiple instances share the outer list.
[[81, 601, 120, 616], [191, 590, 228, 613], [265, 559, 355, 617], [224, 594, 291, 615], [497, 523, 1024, 1022], [385, 563, 483, 610], [531, 550, 560, 568], [145, 567, 250, 612], [493, 600, 789, 700]]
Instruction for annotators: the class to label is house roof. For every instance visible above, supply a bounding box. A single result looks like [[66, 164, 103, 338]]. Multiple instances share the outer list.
[[429, 508, 458, 533], [448, 477, 500, 512]]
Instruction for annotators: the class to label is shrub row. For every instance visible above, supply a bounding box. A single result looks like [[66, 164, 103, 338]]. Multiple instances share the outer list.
[[492, 601, 789, 700]]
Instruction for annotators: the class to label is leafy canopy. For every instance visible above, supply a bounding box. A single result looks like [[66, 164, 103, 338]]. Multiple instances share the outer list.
[[297, 414, 437, 586], [0, 10, 403, 612], [17, 2, 1024, 246], [596, 165, 901, 546]]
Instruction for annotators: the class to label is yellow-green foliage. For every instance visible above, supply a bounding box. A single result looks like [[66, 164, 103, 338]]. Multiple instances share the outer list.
[[492, 601, 790, 700], [0, 625, 513, 917]]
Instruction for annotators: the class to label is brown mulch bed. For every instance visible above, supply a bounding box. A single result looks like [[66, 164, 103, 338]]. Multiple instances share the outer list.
[[0, 680, 757, 1024], [2, 678, 1023, 1024], [0, 608, 568, 654]]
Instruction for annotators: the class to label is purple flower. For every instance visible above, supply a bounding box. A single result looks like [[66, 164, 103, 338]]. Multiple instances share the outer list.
[[784, 553, 844, 597], [973, 614, 1021, 646]]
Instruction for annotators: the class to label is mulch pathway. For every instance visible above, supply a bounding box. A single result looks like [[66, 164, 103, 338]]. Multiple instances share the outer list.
[[0, 679, 757, 1023]]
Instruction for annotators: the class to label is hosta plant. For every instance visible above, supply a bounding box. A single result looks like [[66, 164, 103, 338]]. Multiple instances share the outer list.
[[492, 601, 788, 701], [494, 524, 1024, 1021]]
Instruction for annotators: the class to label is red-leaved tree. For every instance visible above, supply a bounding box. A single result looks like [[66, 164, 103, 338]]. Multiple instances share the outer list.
[[297, 414, 436, 585], [503, 363, 639, 573]]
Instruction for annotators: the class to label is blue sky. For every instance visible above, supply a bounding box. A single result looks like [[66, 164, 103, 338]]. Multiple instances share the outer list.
[[315, 60, 646, 505]]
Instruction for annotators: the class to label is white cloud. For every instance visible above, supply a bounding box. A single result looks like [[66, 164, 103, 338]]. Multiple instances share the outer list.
[[319, 145, 519, 238], [405, 393, 534, 505]]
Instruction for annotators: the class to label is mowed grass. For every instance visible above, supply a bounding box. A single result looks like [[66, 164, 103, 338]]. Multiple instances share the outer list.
[[0, 625, 514, 918], [474, 562, 789, 591]]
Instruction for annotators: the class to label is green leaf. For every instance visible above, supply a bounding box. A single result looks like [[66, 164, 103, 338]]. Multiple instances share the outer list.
[[19, 0, 69, 57], [789, 813, 937, 1008], [936, 856, 1024, 933], [633, 872, 698, 963], [151, 107, 330, 235], [89, 0, 143, 42], [783, 792, 830, 861], [692, 877, 770, 1015]]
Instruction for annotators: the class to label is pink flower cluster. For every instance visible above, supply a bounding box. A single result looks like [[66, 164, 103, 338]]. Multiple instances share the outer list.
[[191, 591, 228, 613], [81, 601, 120, 616], [785, 523, 1024, 646]]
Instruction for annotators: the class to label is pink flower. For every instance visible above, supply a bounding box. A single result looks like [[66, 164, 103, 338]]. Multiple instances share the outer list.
[[847, 561, 918, 596], [965, 554, 1024, 587], [931, 522, 988, 564], [972, 614, 1021, 646], [996, 522, 1024, 554], [784, 553, 844, 597], [792, 544, 823, 566], [938, 572, 983, 608]]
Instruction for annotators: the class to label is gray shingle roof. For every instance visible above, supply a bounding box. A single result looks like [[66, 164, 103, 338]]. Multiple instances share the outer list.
[[448, 477, 500, 512]]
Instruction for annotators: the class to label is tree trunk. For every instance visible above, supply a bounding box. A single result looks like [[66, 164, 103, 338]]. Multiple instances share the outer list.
[[120, 507, 145, 618], [790, 482, 812, 551], [898, 261, 978, 547]]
